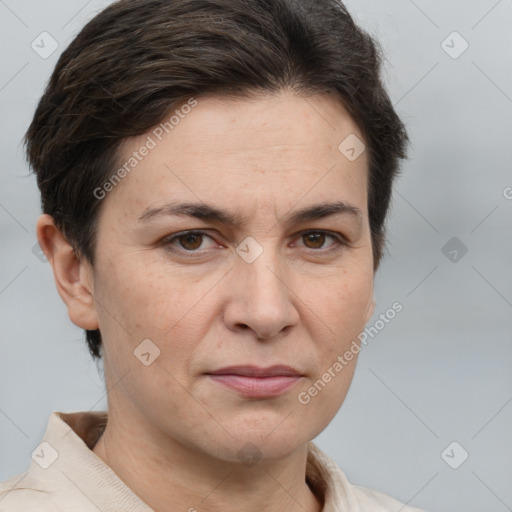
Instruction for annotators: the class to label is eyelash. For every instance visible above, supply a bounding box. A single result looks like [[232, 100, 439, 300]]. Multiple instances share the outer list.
[[161, 230, 348, 258]]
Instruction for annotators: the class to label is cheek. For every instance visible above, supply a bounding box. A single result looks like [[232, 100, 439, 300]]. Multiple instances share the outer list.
[[94, 262, 202, 414], [95, 252, 192, 333], [93, 255, 213, 381], [298, 284, 371, 431], [296, 261, 372, 412], [296, 351, 359, 440], [302, 265, 373, 342]]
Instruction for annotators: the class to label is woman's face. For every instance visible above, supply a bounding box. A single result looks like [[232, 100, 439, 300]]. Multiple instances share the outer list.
[[87, 91, 374, 463]]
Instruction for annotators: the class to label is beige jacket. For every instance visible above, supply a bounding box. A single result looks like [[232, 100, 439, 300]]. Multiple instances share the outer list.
[[0, 411, 426, 511]]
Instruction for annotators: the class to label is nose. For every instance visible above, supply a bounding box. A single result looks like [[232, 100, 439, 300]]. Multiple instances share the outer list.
[[223, 246, 300, 340]]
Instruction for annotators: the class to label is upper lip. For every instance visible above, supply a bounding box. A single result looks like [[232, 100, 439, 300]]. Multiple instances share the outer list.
[[207, 365, 303, 377]]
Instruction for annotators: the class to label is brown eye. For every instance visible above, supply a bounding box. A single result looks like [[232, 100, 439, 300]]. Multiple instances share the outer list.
[[163, 230, 217, 255], [302, 232, 326, 249], [176, 232, 204, 250], [296, 230, 347, 254]]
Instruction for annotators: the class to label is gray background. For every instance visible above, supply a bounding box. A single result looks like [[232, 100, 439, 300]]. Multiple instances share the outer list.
[[1, 1, 511, 511]]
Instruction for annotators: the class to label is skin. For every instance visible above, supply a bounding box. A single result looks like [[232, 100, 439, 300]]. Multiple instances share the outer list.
[[38, 91, 376, 512]]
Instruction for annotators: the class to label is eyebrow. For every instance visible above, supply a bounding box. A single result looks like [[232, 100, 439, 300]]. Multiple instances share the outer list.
[[137, 200, 362, 227]]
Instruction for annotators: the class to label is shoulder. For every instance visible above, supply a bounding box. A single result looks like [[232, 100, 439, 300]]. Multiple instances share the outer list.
[[0, 472, 61, 512], [350, 483, 426, 512], [306, 442, 427, 512]]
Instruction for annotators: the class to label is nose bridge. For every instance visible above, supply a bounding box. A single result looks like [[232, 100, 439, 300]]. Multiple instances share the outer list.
[[238, 238, 287, 305], [228, 236, 297, 338]]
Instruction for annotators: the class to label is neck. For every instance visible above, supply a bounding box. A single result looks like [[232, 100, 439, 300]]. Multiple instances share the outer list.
[[92, 407, 322, 512]]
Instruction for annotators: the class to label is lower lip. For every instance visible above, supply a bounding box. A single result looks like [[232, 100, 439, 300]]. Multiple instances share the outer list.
[[208, 374, 302, 398]]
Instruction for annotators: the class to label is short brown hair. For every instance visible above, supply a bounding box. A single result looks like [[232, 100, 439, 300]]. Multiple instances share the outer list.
[[25, 0, 408, 360]]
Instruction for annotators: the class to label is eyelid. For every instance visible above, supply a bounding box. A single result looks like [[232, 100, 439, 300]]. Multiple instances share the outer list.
[[160, 230, 220, 253], [161, 229, 348, 256], [296, 229, 349, 246]]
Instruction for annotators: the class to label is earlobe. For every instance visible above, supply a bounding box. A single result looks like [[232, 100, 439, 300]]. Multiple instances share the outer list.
[[36, 214, 99, 331]]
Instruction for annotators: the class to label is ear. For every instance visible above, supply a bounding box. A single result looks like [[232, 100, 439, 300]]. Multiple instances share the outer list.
[[364, 296, 376, 324], [36, 214, 99, 330]]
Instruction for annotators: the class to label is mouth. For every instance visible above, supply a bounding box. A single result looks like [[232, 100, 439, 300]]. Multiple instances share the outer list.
[[206, 365, 304, 398]]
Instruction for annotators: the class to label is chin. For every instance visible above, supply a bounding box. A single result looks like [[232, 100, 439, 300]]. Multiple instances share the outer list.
[[218, 425, 310, 463]]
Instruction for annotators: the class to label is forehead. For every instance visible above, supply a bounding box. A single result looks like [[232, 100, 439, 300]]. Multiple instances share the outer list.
[[105, 92, 368, 221]]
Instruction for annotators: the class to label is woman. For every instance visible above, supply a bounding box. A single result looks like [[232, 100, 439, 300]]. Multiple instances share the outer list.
[[0, 0, 425, 510]]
